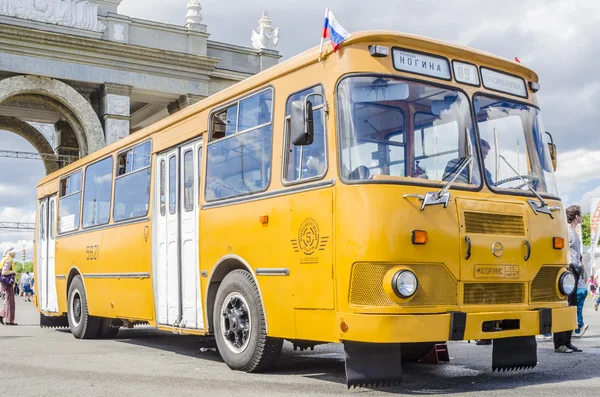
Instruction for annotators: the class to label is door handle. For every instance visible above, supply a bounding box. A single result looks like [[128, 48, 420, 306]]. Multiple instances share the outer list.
[[524, 240, 531, 261], [465, 236, 471, 260]]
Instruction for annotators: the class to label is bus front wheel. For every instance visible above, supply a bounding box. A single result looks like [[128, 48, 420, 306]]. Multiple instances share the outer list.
[[67, 275, 100, 339], [213, 269, 282, 372]]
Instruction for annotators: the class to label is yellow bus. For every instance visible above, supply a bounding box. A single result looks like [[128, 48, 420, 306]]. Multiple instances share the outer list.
[[34, 30, 577, 388]]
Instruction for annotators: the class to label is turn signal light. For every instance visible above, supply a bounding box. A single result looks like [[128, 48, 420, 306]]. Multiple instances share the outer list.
[[259, 215, 269, 224], [553, 237, 564, 250], [411, 230, 428, 245]]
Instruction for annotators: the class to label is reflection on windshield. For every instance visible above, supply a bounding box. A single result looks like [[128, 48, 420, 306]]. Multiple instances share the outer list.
[[474, 95, 559, 196], [337, 76, 482, 185]]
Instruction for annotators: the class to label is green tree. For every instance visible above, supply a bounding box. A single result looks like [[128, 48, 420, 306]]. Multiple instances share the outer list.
[[582, 213, 590, 246]]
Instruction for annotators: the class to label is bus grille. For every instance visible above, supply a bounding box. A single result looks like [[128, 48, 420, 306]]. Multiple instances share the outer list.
[[463, 283, 525, 305], [464, 212, 525, 236], [531, 266, 565, 303], [349, 263, 457, 307]]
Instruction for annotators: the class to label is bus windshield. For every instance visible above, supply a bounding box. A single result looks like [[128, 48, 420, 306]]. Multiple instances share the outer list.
[[474, 95, 559, 197], [338, 76, 483, 186]]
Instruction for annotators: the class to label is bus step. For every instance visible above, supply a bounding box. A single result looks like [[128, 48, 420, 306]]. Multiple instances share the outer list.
[[418, 343, 450, 364], [492, 336, 537, 371], [343, 341, 402, 388]]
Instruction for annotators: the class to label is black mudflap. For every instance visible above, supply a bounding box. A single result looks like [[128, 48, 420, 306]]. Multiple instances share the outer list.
[[492, 336, 537, 372], [343, 341, 403, 388], [40, 313, 69, 329]]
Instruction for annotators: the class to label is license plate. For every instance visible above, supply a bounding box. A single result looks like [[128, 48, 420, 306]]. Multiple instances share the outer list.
[[475, 265, 520, 278]]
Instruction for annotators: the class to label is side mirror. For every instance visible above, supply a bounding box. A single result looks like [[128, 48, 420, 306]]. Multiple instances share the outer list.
[[545, 131, 557, 171], [291, 94, 322, 146]]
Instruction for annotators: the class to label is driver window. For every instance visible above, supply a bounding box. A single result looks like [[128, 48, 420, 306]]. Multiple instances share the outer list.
[[284, 85, 326, 183]]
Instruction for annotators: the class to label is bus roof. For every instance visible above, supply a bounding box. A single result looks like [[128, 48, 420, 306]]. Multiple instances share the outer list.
[[38, 30, 538, 188]]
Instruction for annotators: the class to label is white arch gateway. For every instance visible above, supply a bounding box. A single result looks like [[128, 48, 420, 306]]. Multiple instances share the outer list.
[[0, 0, 280, 172]]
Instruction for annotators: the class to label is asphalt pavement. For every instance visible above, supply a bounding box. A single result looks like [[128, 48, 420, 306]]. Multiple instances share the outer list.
[[3, 297, 600, 396]]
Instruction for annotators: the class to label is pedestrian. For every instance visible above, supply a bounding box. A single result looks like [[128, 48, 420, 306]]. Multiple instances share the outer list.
[[0, 247, 18, 325], [554, 205, 584, 353], [20, 271, 32, 302], [590, 276, 597, 299]]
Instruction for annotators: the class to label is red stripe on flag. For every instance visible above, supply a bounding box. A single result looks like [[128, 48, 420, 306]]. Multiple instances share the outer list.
[[322, 27, 328, 39]]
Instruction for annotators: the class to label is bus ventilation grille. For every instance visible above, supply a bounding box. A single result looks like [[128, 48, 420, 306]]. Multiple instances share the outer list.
[[349, 263, 457, 307], [464, 212, 525, 236], [463, 283, 525, 305], [531, 266, 565, 303]]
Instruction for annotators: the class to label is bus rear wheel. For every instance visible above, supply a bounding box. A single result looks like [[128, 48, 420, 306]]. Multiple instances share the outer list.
[[213, 269, 282, 373], [67, 276, 100, 339]]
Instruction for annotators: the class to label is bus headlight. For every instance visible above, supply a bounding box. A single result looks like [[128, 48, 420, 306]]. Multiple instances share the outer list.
[[392, 270, 418, 298], [558, 271, 576, 296]]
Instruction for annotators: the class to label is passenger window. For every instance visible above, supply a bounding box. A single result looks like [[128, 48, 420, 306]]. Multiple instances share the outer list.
[[206, 88, 274, 201], [212, 105, 238, 140], [169, 156, 177, 214], [160, 160, 166, 216], [58, 170, 82, 233], [113, 140, 152, 222], [183, 150, 194, 212], [82, 157, 113, 228], [49, 203, 54, 239], [238, 90, 273, 131], [284, 86, 326, 183]]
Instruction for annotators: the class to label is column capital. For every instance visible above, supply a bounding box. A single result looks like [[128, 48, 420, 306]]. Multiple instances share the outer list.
[[101, 83, 133, 98]]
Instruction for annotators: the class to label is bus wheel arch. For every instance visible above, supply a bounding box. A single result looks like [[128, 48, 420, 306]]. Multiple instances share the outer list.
[[206, 255, 267, 335], [66, 267, 85, 298]]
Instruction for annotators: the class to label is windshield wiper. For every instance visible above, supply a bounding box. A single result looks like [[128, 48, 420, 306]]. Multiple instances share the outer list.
[[404, 129, 473, 211], [498, 154, 560, 217]]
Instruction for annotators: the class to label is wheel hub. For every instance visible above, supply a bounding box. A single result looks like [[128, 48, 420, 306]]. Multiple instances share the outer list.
[[220, 292, 252, 353]]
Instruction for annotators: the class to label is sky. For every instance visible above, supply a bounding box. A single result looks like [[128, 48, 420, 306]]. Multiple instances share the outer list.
[[1, 0, 599, 256]]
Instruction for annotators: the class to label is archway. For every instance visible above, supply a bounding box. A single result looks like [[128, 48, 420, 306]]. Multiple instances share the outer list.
[[0, 75, 105, 155], [0, 116, 59, 174]]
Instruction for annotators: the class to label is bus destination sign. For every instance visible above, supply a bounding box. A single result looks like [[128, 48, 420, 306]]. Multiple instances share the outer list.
[[481, 68, 527, 97], [392, 49, 451, 80]]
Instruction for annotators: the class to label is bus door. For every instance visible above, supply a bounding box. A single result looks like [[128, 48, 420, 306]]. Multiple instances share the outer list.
[[154, 140, 204, 329], [37, 195, 58, 312]]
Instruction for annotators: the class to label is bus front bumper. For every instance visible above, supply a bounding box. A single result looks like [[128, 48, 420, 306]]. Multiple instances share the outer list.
[[336, 306, 576, 343]]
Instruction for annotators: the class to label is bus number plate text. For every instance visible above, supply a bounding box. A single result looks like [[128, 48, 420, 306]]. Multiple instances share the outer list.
[[475, 265, 519, 278]]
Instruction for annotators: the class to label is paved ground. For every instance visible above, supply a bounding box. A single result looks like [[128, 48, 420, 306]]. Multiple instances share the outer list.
[[2, 298, 600, 396]]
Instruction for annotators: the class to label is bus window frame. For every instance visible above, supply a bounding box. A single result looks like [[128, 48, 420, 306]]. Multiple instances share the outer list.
[[57, 169, 83, 235], [335, 72, 484, 194], [112, 139, 153, 223], [204, 86, 276, 203], [81, 154, 114, 230], [471, 92, 560, 201], [281, 84, 329, 187]]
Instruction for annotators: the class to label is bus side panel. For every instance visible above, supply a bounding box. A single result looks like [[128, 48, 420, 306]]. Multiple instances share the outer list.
[[201, 197, 297, 339], [56, 221, 154, 322]]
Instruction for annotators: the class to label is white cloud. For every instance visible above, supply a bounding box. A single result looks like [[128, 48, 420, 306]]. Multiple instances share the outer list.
[[0, 207, 36, 224], [554, 149, 600, 194]]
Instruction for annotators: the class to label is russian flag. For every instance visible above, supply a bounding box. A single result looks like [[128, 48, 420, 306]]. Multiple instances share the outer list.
[[322, 9, 351, 52]]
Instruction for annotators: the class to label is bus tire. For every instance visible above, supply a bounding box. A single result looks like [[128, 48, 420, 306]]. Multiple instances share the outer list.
[[97, 318, 120, 339], [67, 276, 100, 339], [213, 269, 282, 373]]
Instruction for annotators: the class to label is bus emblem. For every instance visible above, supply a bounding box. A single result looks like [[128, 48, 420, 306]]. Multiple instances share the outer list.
[[298, 218, 320, 256], [492, 242, 504, 258]]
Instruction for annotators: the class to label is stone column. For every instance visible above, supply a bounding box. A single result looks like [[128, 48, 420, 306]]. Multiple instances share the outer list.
[[100, 83, 133, 145], [55, 120, 80, 167], [167, 94, 205, 115]]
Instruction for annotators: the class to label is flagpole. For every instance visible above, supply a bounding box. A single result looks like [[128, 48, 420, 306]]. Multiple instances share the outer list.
[[318, 7, 329, 62]]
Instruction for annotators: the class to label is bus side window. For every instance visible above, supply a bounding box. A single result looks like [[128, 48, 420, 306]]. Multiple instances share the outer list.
[[283, 85, 326, 183], [205, 89, 273, 201], [82, 156, 113, 228], [113, 140, 152, 222], [58, 170, 82, 234]]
